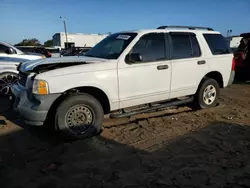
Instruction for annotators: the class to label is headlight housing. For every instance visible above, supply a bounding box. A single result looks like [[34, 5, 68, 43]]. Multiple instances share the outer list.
[[32, 79, 49, 95]]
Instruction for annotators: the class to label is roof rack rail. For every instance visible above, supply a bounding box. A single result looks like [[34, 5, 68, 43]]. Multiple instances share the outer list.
[[157, 25, 214, 31]]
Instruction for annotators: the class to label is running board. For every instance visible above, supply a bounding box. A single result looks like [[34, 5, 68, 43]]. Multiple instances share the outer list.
[[109, 97, 194, 119]]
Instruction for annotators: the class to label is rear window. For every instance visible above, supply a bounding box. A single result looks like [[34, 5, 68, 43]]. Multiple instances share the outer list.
[[203, 34, 231, 55]]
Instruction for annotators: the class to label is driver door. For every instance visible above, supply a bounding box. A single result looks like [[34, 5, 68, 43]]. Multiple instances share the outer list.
[[118, 33, 171, 109]]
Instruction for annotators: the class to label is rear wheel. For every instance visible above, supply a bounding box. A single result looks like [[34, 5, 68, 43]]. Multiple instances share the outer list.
[[0, 73, 19, 96], [195, 78, 220, 109], [55, 93, 104, 140]]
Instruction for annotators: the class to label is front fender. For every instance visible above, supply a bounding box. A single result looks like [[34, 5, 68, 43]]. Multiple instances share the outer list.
[[36, 68, 119, 110], [0, 68, 18, 75], [62, 82, 116, 102]]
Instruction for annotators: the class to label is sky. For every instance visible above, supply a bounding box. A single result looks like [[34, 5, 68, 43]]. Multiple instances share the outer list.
[[0, 0, 250, 45]]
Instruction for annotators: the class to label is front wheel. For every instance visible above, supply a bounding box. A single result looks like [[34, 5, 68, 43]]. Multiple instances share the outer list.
[[55, 93, 104, 140], [195, 78, 220, 109]]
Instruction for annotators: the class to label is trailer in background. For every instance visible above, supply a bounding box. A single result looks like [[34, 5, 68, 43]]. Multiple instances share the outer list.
[[52, 32, 109, 49]]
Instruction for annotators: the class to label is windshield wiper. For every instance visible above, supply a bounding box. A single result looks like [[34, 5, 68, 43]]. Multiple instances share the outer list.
[[84, 54, 95, 57]]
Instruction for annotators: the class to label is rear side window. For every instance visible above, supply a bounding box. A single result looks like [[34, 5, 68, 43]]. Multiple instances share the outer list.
[[190, 35, 201, 57], [203, 34, 231, 55], [170, 33, 201, 59]]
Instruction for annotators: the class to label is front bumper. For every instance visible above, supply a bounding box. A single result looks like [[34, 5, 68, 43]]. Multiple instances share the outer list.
[[11, 84, 60, 126]]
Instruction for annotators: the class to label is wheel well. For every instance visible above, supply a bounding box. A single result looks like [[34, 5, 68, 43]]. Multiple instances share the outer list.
[[75, 87, 111, 114], [204, 71, 224, 88], [0, 71, 18, 76], [47, 87, 111, 121]]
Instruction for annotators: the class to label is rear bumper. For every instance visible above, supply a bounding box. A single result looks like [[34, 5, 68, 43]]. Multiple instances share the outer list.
[[227, 71, 235, 86], [11, 84, 60, 126]]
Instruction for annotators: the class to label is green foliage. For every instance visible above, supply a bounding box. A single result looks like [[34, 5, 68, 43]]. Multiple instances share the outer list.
[[44, 39, 53, 47], [15, 38, 41, 46]]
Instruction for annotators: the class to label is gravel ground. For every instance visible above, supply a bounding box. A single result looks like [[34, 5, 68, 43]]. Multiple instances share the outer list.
[[1, 83, 250, 188]]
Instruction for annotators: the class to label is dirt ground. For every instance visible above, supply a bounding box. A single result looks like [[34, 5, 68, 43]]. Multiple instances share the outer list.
[[1, 83, 250, 188]]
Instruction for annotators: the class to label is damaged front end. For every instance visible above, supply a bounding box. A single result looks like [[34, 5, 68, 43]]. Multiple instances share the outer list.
[[12, 60, 88, 103], [17, 61, 87, 87], [32, 62, 87, 73]]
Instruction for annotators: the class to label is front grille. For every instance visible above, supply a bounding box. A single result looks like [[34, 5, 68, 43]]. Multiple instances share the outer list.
[[18, 72, 28, 86]]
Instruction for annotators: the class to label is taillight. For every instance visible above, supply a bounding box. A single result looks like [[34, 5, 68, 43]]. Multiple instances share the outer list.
[[232, 57, 235, 71]]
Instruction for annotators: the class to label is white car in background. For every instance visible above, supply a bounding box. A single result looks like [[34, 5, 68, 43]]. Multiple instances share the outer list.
[[0, 41, 44, 95]]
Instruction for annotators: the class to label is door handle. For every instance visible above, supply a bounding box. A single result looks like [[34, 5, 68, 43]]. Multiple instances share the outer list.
[[197, 60, 206, 65], [157, 65, 169, 70]]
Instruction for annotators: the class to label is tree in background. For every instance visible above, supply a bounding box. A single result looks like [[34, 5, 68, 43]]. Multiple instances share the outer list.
[[44, 39, 53, 47], [15, 38, 41, 46]]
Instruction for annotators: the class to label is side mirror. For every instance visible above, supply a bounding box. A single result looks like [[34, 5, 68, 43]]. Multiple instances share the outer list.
[[126, 53, 143, 63], [6, 48, 15, 54]]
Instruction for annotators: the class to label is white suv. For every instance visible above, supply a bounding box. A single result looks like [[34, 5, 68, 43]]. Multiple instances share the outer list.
[[11, 26, 235, 139]]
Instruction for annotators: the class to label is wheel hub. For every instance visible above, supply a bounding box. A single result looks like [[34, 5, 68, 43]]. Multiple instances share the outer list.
[[65, 105, 93, 134], [207, 91, 212, 98], [0, 74, 19, 95], [203, 85, 216, 105], [71, 112, 87, 125]]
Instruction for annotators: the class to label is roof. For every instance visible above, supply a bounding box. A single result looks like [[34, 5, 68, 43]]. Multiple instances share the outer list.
[[118, 25, 220, 35], [120, 29, 220, 35]]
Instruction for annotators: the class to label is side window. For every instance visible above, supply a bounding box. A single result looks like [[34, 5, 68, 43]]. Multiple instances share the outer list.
[[190, 35, 201, 57], [130, 33, 166, 62], [203, 34, 231, 55], [0, 44, 9, 53], [170, 34, 192, 59]]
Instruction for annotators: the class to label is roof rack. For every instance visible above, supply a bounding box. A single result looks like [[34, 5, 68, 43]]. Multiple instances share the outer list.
[[157, 25, 214, 31]]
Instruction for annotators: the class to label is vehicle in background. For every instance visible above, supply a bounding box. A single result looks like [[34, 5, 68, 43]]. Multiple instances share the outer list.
[[0, 41, 45, 59], [0, 57, 30, 95], [16, 46, 52, 58], [225, 36, 243, 52], [233, 33, 250, 80], [46, 47, 61, 57], [12, 25, 235, 140], [0, 41, 44, 95]]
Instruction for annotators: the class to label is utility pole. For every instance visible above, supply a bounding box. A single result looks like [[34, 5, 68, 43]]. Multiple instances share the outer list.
[[60, 16, 68, 48]]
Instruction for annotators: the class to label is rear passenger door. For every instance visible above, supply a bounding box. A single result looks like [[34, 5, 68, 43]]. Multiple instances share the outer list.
[[169, 32, 208, 98]]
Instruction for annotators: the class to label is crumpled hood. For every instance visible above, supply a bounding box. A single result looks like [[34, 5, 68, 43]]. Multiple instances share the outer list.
[[19, 56, 107, 72]]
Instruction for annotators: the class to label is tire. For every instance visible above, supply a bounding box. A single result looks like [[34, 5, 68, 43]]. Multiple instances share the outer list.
[[0, 72, 19, 96], [195, 78, 220, 109], [55, 93, 104, 140]]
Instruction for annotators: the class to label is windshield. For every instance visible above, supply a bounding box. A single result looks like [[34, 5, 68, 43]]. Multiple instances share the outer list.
[[85, 33, 137, 59]]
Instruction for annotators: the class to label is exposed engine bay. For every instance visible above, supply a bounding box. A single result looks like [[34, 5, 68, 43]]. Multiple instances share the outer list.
[[20, 62, 87, 74], [33, 62, 87, 73]]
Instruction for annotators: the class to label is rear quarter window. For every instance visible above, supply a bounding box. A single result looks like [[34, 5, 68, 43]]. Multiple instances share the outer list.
[[203, 34, 232, 55]]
